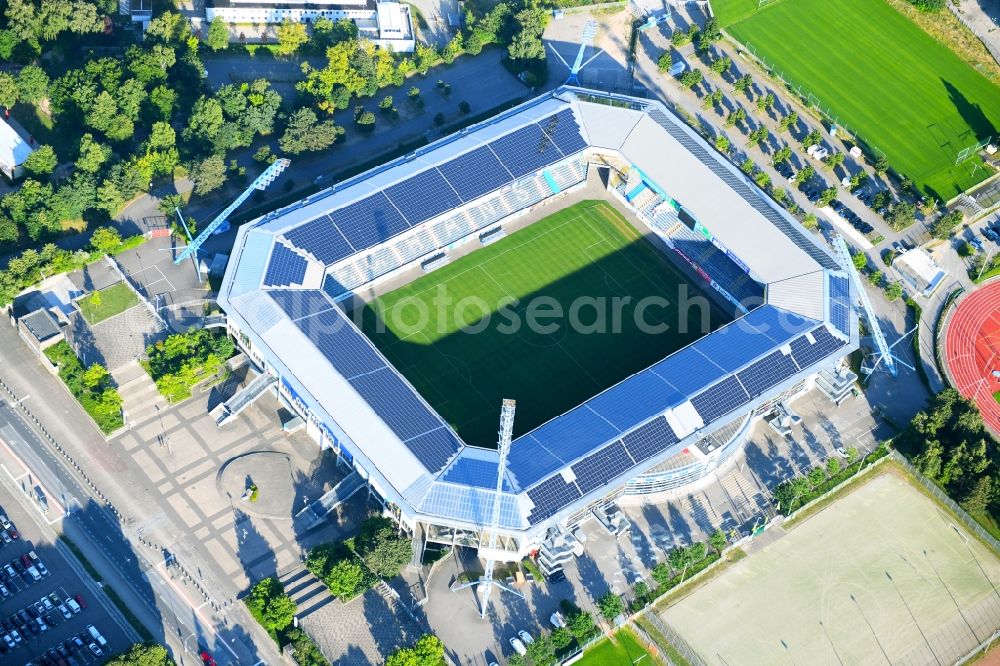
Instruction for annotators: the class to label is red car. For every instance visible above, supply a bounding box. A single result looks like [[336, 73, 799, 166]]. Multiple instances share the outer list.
[[200, 651, 217, 666], [7, 528, 17, 540], [74, 594, 87, 609]]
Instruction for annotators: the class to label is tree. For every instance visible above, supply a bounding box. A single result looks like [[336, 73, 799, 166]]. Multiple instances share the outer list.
[[818, 187, 838, 207], [550, 627, 573, 649], [246, 577, 296, 631], [826, 457, 842, 477], [755, 92, 775, 111], [279, 108, 344, 155], [87, 91, 134, 142], [275, 18, 308, 55], [16, 65, 49, 104], [0, 72, 19, 109], [206, 17, 229, 51], [75, 134, 110, 174], [794, 164, 815, 184], [845, 447, 859, 464], [886, 201, 916, 230], [679, 69, 703, 90], [909, 0, 945, 11], [458, 100, 471, 114], [709, 529, 727, 552], [851, 250, 867, 271], [700, 16, 721, 42], [849, 171, 869, 191], [778, 110, 798, 133], [355, 110, 376, 128], [82, 363, 110, 390], [90, 226, 122, 254], [802, 129, 822, 148], [23, 145, 57, 176], [526, 633, 557, 666], [190, 155, 227, 196], [148, 85, 176, 122], [714, 135, 730, 153], [183, 96, 224, 148], [868, 269, 884, 286], [733, 74, 753, 96], [724, 107, 745, 128], [874, 154, 888, 174], [385, 634, 444, 666], [105, 643, 175, 666], [597, 591, 624, 620], [567, 609, 596, 641], [126, 44, 176, 85], [414, 43, 438, 75], [433, 112, 446, 126], [747, 126, 769, 147], [961, 476, 992, 513], [929, 209, 963, 240], [326, 558, 365, 598], [710, 55, 731, 76], [740, 157, 754, 174], [885, 281, 903, 301], [657, 51, 672, 72], [802, 212, 818, 229], [824, 151, 845, 170], [355, 516, 412, 579]]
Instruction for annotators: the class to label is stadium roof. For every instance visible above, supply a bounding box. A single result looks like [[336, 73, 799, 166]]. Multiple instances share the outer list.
[[220, 87, 858, 534]]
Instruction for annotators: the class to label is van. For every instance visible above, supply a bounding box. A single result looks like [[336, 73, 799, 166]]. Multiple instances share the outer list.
[[87, 625, 107, 647]]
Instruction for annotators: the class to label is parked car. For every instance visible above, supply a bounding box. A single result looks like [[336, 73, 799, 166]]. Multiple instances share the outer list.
[[544, 568, 566, 583], [518, 630, 534, 645], [550, 612, 566, 629], [65, 598, 81, 614], [509, 637, 527, 656]]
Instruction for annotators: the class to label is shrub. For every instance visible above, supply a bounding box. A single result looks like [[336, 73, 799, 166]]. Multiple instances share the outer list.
[[44, 342, 123, 433], [143, 329, 235, 403], [597, 591, 624, 620], [246, 578, 296, 632]]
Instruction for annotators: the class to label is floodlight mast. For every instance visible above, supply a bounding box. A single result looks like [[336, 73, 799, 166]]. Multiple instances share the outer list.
[[566, 21, 600, 85], [173, 158, 290, 265], [831, 235, 896, 376], [452, 399, 523, 618]]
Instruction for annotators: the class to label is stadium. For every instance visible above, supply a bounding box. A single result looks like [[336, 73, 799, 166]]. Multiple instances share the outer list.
[[218, 87, 859, 563]]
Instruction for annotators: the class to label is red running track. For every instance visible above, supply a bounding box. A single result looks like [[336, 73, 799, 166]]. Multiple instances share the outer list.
[[945, 281, 1000, 433]]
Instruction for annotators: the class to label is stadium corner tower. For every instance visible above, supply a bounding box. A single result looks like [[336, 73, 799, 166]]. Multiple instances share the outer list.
[[218, 87, 858, 560]]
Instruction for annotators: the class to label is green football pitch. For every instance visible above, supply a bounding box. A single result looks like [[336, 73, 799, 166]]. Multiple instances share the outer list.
[[355, 200, 729, 447], [714, 0, 1000, 199]]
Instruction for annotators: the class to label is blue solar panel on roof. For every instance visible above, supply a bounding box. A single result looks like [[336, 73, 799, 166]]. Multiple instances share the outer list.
[[405, 428, 463, 474], [742, 305, 818, 346], [690, 375, 750, 423], [268, 289, 334, 321], [263, 244, 308, 287], [438, 146, 513, 202], [572, 441, 635, 496], [349, 367, 442, 440], [621, 417, 678, 464], [530, 406, 621, 466], [829, 274, 851, 306], [586, 371, 685, 431], [651, 345, 727, 398], [441, 455, 514, 492], [538, 110, 588, 155], [295, 308, 385, 380], [830, 300, 850, 336], [690, 322, 783, 373], [489, 124, 563, 178], [385, 168, 463, 226], [735, 350, 800, 398], [332, 193, 410, 249], [506, 435, 565, 490], [283, 216, 355, 265], [526, 474, 581, 524], [790, 326, 846, 368]]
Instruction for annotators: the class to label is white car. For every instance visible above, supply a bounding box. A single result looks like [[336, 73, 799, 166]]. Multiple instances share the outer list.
[[0, 514, 10, 529], [550, 611, 566, 629], [509, 637, 527, 656], [834, 447, 848, 458], [58, 603, 72, 620], [518, 630, 534, 645], [66, 598, 81, 614]]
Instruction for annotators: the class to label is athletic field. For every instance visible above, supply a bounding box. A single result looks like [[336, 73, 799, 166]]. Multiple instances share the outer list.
[[662, 469, 1000, 664], [356, 200, 728, 447], [714, 0, 1000, 199]]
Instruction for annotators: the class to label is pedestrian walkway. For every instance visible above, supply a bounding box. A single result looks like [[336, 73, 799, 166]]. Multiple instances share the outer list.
[[112, 360, 168, 431]]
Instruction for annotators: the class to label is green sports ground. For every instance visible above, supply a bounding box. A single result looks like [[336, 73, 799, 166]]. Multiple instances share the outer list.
[[712, 0, 1000, 199], [355, 200, 728, 447]]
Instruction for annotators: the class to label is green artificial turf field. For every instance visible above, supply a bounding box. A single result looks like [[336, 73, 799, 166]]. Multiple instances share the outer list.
[[574, 629, 656, 666], [714, 0, 1000, 199], [356, 200, 729, 447]]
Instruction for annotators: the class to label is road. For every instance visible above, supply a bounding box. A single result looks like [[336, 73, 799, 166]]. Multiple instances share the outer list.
[[0, 378, 278, 665]]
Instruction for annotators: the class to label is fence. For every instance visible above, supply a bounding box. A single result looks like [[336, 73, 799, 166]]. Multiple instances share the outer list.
[[889, 450, 1000, 555], [642, 612, 708, 666], [737, 39, 887, 162], [103, 254, 168, 331]]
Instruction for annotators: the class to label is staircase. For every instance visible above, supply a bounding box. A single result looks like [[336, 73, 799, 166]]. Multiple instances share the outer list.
[[212, 371, 277, 426], [112, 360, 168, 430], [294, 471, 366, 531], [278, 567, 335, 618]]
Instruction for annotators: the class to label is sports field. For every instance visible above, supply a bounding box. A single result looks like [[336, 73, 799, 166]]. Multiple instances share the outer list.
[[714, 0, 1000, 199], [356, 200, 728, 447], [661, 469, 1000, 664]]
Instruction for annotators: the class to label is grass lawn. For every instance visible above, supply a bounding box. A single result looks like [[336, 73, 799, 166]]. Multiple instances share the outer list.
[[662, 468, 1000, 664], [575, 629, 657, 666], [356, 200, 729, 446], [78, 282, 138, 325], [715, 0, 1000, 199]]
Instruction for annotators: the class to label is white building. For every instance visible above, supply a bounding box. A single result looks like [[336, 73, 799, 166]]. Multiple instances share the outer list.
[[0, 116, 34, 181], [205, 0, 415, 52]]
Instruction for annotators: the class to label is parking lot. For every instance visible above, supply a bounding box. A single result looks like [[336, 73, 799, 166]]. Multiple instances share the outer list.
[[0, 480, 130, 665]]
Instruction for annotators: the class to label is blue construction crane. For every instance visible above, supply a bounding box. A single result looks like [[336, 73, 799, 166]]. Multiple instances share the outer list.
[[174, 158, 290, 265], [548, 21, 602, 86]]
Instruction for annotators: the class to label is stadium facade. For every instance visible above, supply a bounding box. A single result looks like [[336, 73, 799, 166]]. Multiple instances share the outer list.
[[218, 87, 858, 560]]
